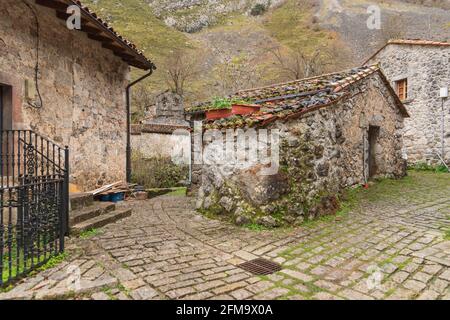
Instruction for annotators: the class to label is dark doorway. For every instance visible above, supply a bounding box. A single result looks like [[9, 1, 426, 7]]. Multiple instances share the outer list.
[[0, 84, 13, 176], [368, 126, 380, 178], [0, 84, 13, 131]]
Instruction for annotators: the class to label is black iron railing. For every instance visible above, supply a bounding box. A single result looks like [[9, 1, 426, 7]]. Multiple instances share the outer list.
[[0, 130, 69, 287]]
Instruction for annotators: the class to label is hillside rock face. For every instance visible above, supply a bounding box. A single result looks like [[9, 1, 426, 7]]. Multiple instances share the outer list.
[[145, 0, 285, 32]]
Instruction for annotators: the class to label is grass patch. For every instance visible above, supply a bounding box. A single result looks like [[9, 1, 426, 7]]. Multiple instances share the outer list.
[[35, 252, 68, 272], [445, 230, 450, 241], [167, 187, 187, 197], [263, 0, 333, 52], [2, 249, 68, 287], [409, 162, 449, 173], [79, 229, 100, 239]]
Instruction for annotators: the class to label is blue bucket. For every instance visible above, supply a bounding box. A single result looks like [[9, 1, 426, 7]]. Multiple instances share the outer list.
[[100, 194, 111, 202], [109, 192, 125, 203]]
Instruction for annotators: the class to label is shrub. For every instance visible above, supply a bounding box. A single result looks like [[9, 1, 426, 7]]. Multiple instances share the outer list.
[[131, 151, 189, 188], [250, 4, 267, 16], [409, 162, 449, 173]]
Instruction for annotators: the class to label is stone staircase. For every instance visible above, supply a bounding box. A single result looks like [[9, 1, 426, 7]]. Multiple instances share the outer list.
[[69, 193, 132, 235]]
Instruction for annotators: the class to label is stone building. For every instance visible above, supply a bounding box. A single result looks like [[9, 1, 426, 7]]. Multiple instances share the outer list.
[[131, 91, 190, 160], [194, 66, 409, 227], [365, 39, 450, 164], [0, 0, 154, 190]]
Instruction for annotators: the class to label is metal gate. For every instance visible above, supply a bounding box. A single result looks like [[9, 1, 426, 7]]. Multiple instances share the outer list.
[[0, 129, 69, 286]]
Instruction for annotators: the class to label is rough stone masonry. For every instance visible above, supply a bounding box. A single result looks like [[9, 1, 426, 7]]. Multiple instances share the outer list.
[[196, 70, 407, 227], [0, 0, 132, 190], [367, 41, 450, 164]]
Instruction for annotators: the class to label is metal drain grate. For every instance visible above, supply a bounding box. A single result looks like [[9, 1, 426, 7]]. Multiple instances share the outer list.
[[238, 258, 282, 275]]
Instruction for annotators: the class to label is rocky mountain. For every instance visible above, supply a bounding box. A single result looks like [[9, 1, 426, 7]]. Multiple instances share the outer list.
[[82, 0, 449, 116], [143, 0, 286, 32]]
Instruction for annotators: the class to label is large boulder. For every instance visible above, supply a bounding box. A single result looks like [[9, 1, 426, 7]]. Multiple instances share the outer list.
[[232, 165, 290, 206]]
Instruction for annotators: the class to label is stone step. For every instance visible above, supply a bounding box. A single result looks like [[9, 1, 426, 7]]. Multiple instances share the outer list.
[[69, 202, 116, 226], [70, 208, 132, 235], [70, 193, 94, 211]]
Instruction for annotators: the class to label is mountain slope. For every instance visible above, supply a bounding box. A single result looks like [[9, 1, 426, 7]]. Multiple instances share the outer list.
[[82, 0, 449, 117]]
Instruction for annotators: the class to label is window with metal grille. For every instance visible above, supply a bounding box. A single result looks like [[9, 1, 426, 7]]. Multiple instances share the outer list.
[[396, 79, 408, 101]]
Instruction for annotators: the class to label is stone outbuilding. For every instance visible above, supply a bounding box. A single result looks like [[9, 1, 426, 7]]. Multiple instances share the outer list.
[[0, 0, 155, 190], [131, 91, 190, 160], [194, 66, 409, 227], [364, 39, 450, 164]]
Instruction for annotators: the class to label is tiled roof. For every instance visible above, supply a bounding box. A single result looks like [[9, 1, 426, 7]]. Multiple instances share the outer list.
[[364, 39, 450, 65], [202, 65, 408, 130], [131, 123, 190, 135], [35, 0, 155, 70]]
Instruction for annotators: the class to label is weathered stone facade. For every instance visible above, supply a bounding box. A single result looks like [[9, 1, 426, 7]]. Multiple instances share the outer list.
[[0, 1, 133, 190], [132, 91, 190, 159], [196, 72, 407, 227], [367, 42, 450, 164]]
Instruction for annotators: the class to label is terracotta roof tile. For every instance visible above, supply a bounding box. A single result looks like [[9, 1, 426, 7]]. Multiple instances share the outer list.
[[202, 65, 408, 130], [131, 123, 190, 135]]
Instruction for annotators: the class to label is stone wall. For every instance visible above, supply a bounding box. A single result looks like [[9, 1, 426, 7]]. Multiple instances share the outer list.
[[143, 91, 188, 126], [131, 124, 191, 160], [196, 73, 406, 227], [368, 44, 450, 164], [0, 1, 130, 190], [133, 90, 191, 161]]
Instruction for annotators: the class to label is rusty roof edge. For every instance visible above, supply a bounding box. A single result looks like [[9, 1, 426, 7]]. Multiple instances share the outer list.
[[205, 68, 408, 130], [190, 66, 379, 112], [375, 70, 410, 118], [332, 66, 409, 118], [362, 39, 450, 66], [67, 0, 155, 70]]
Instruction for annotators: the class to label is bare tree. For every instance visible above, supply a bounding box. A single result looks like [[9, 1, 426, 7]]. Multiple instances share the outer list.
[[131, 83, 153, 123], [163, 49, 201, 97], [270, 47, 333, 81]]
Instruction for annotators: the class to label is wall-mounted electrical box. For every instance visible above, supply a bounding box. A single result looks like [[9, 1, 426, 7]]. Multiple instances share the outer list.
[[25, 78, 36, 100], [440, 87, 449, 99]]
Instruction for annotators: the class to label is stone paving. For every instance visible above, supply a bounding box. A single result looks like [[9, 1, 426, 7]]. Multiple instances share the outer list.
[[1, 171, 449, 300]]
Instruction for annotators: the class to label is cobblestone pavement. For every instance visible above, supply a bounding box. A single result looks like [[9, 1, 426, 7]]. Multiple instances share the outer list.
[[1, 172, 449, 300]]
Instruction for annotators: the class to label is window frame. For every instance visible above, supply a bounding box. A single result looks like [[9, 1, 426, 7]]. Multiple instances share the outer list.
[[395, 78, 408, 101]]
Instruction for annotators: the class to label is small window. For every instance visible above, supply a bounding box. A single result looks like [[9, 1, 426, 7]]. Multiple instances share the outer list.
[[395, 79, 408, 101]]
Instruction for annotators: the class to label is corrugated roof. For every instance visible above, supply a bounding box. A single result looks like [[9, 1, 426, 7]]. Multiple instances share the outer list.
[[364, 39, 450, 65], [34, 0, 155, 70], [201, 65, 408, 130]]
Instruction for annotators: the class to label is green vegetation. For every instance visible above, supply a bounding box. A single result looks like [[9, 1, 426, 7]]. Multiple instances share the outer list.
[[82, 0, 195, 95], [167, 187, 187, 196], [79, 229, 100, 239], [131, 151, 189, 188], [82, 0, 350, 120], [263, 0, 333, 52], [208, 97, 254, 110], [409, 162, 449, 173], [250, 4, 268, 16], [35, 252, 68, 272], [445, 230, 450, 240], [2, 249, 68, 286]]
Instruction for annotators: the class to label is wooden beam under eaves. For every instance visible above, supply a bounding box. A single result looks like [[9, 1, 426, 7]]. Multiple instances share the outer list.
[[35, 0, 68, 11], [55, 11, 102, 34], [102, 42, 126, 52], [88, 33, 114, 43]]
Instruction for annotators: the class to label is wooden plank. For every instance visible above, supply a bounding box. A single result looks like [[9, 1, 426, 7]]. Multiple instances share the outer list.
[[89, 181, 122, 196]]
